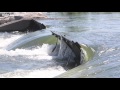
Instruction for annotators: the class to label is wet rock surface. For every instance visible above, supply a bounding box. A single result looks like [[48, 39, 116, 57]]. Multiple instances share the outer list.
[[0, 12, 47, 25], [0, 12, 47, 32]]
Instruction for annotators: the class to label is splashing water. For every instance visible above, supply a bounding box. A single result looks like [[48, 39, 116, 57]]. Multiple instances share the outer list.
[[0, 32, 67, 78]]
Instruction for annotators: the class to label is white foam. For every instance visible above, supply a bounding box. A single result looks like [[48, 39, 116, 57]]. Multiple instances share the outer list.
[[0, 44, 53, 56], [0, 34, 22, 48], [0, 34, 78, 78], [0, 42, 67, 78], [0, 67, 66, 78]]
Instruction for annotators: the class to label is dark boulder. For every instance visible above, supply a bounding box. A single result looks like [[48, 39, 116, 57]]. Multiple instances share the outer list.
[[0, 18, 46, 32], [0, 12, 46, 32], [51, 31, 82, 67]]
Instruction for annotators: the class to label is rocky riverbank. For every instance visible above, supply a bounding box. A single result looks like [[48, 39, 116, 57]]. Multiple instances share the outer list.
[[0, 12, 47, 32], [0, 12, 47, 25]]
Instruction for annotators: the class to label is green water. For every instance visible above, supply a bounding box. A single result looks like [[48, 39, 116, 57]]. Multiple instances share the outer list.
[[42, 12, 120, 78], [1, 12, 120, 78]]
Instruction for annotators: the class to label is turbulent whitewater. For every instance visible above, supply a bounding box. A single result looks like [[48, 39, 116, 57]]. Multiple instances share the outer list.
[[1, 12, 120, 78], [0, 32, 66, 78]]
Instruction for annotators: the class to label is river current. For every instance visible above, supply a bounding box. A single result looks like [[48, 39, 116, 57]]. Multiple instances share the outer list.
[[0, 12, 120, 78]]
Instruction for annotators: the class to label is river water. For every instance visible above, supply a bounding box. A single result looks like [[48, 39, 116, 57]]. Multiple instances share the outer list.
[[0, 12, 120, 78]]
